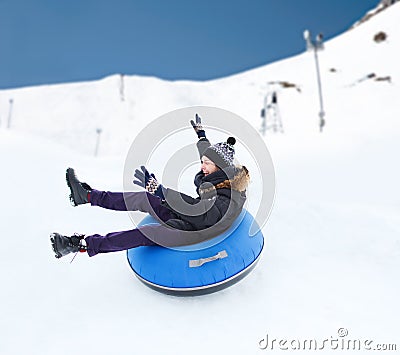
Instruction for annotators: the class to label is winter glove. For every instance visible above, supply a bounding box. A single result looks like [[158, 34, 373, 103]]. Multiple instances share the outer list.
[[190, 113, 206, 139], [133, 166, 165, 199]]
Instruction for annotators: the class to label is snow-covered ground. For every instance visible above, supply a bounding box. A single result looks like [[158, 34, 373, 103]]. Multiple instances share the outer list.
[[0, 3, 399, 354]]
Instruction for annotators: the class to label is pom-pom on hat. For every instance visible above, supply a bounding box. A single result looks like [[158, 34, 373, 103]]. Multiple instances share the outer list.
[[203, 137, 236, 169]]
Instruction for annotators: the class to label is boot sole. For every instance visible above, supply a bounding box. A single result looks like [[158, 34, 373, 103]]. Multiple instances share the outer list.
[[66, 168, 78, 206], [50, 233, 63, 259]]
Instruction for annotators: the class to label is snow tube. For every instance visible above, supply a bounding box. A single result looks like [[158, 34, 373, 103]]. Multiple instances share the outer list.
[[126, 209, 264, 296]]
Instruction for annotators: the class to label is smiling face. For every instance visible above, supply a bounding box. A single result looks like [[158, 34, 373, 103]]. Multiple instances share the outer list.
[[201, 155, 219, 176]]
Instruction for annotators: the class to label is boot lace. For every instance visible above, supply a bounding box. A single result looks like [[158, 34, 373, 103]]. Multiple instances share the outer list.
[[69, 234, 86, 264]]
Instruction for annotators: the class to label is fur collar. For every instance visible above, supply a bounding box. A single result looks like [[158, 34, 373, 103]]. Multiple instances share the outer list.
[[198, 165, 250, 195]]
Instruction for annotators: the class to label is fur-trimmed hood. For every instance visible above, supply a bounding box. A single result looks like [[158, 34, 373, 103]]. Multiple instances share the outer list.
[[212, 165, 249, 192], [195, 165, 250, 197]]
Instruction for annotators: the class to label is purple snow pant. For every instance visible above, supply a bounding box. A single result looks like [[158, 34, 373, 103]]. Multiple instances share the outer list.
[[85, 190, 176, 257]]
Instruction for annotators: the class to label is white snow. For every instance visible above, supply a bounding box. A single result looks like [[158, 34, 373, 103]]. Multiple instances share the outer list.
[[0, 3, 399, 354]]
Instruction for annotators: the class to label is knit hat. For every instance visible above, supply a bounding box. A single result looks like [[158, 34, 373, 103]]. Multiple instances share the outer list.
[[203, 137, 236, 169]]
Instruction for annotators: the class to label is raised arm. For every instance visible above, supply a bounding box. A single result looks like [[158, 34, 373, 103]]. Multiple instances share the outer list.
[[190, 113, 211, 158]]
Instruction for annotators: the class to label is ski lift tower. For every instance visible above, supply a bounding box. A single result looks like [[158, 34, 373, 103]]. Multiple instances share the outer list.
[[7, 98, 14, 129], [304, 30, 326, 132], [260, 82, 283, 135], [94, 128, 102, 157]]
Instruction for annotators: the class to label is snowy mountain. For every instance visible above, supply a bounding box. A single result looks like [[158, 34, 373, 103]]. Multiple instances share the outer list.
[[1, 2, 398, 157], [0, 2, 399, 355], [351, 0, 400, 28]]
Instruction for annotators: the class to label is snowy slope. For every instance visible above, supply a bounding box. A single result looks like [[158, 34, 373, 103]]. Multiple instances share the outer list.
[[0, 3, 399, 355]]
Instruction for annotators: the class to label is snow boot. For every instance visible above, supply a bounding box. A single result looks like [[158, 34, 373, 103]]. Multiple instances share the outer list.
[[50, 233, 86, 259], [66, 168, 92, 206]]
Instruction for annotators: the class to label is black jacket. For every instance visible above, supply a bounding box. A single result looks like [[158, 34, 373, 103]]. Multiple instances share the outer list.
[[160, 138, 249, 239]]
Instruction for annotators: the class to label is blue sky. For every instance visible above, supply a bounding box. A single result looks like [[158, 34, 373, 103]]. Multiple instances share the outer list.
[[0, 0, 380, 89]]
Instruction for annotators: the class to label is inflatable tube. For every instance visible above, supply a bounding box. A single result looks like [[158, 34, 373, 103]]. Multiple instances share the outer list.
[[126, 209, 264, 296]]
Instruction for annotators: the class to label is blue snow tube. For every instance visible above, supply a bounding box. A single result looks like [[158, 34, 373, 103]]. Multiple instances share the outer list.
[[126, 209, 264, 296]]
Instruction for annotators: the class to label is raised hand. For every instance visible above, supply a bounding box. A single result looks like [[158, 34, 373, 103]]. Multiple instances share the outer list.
[[190, 113, 206, 139]]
